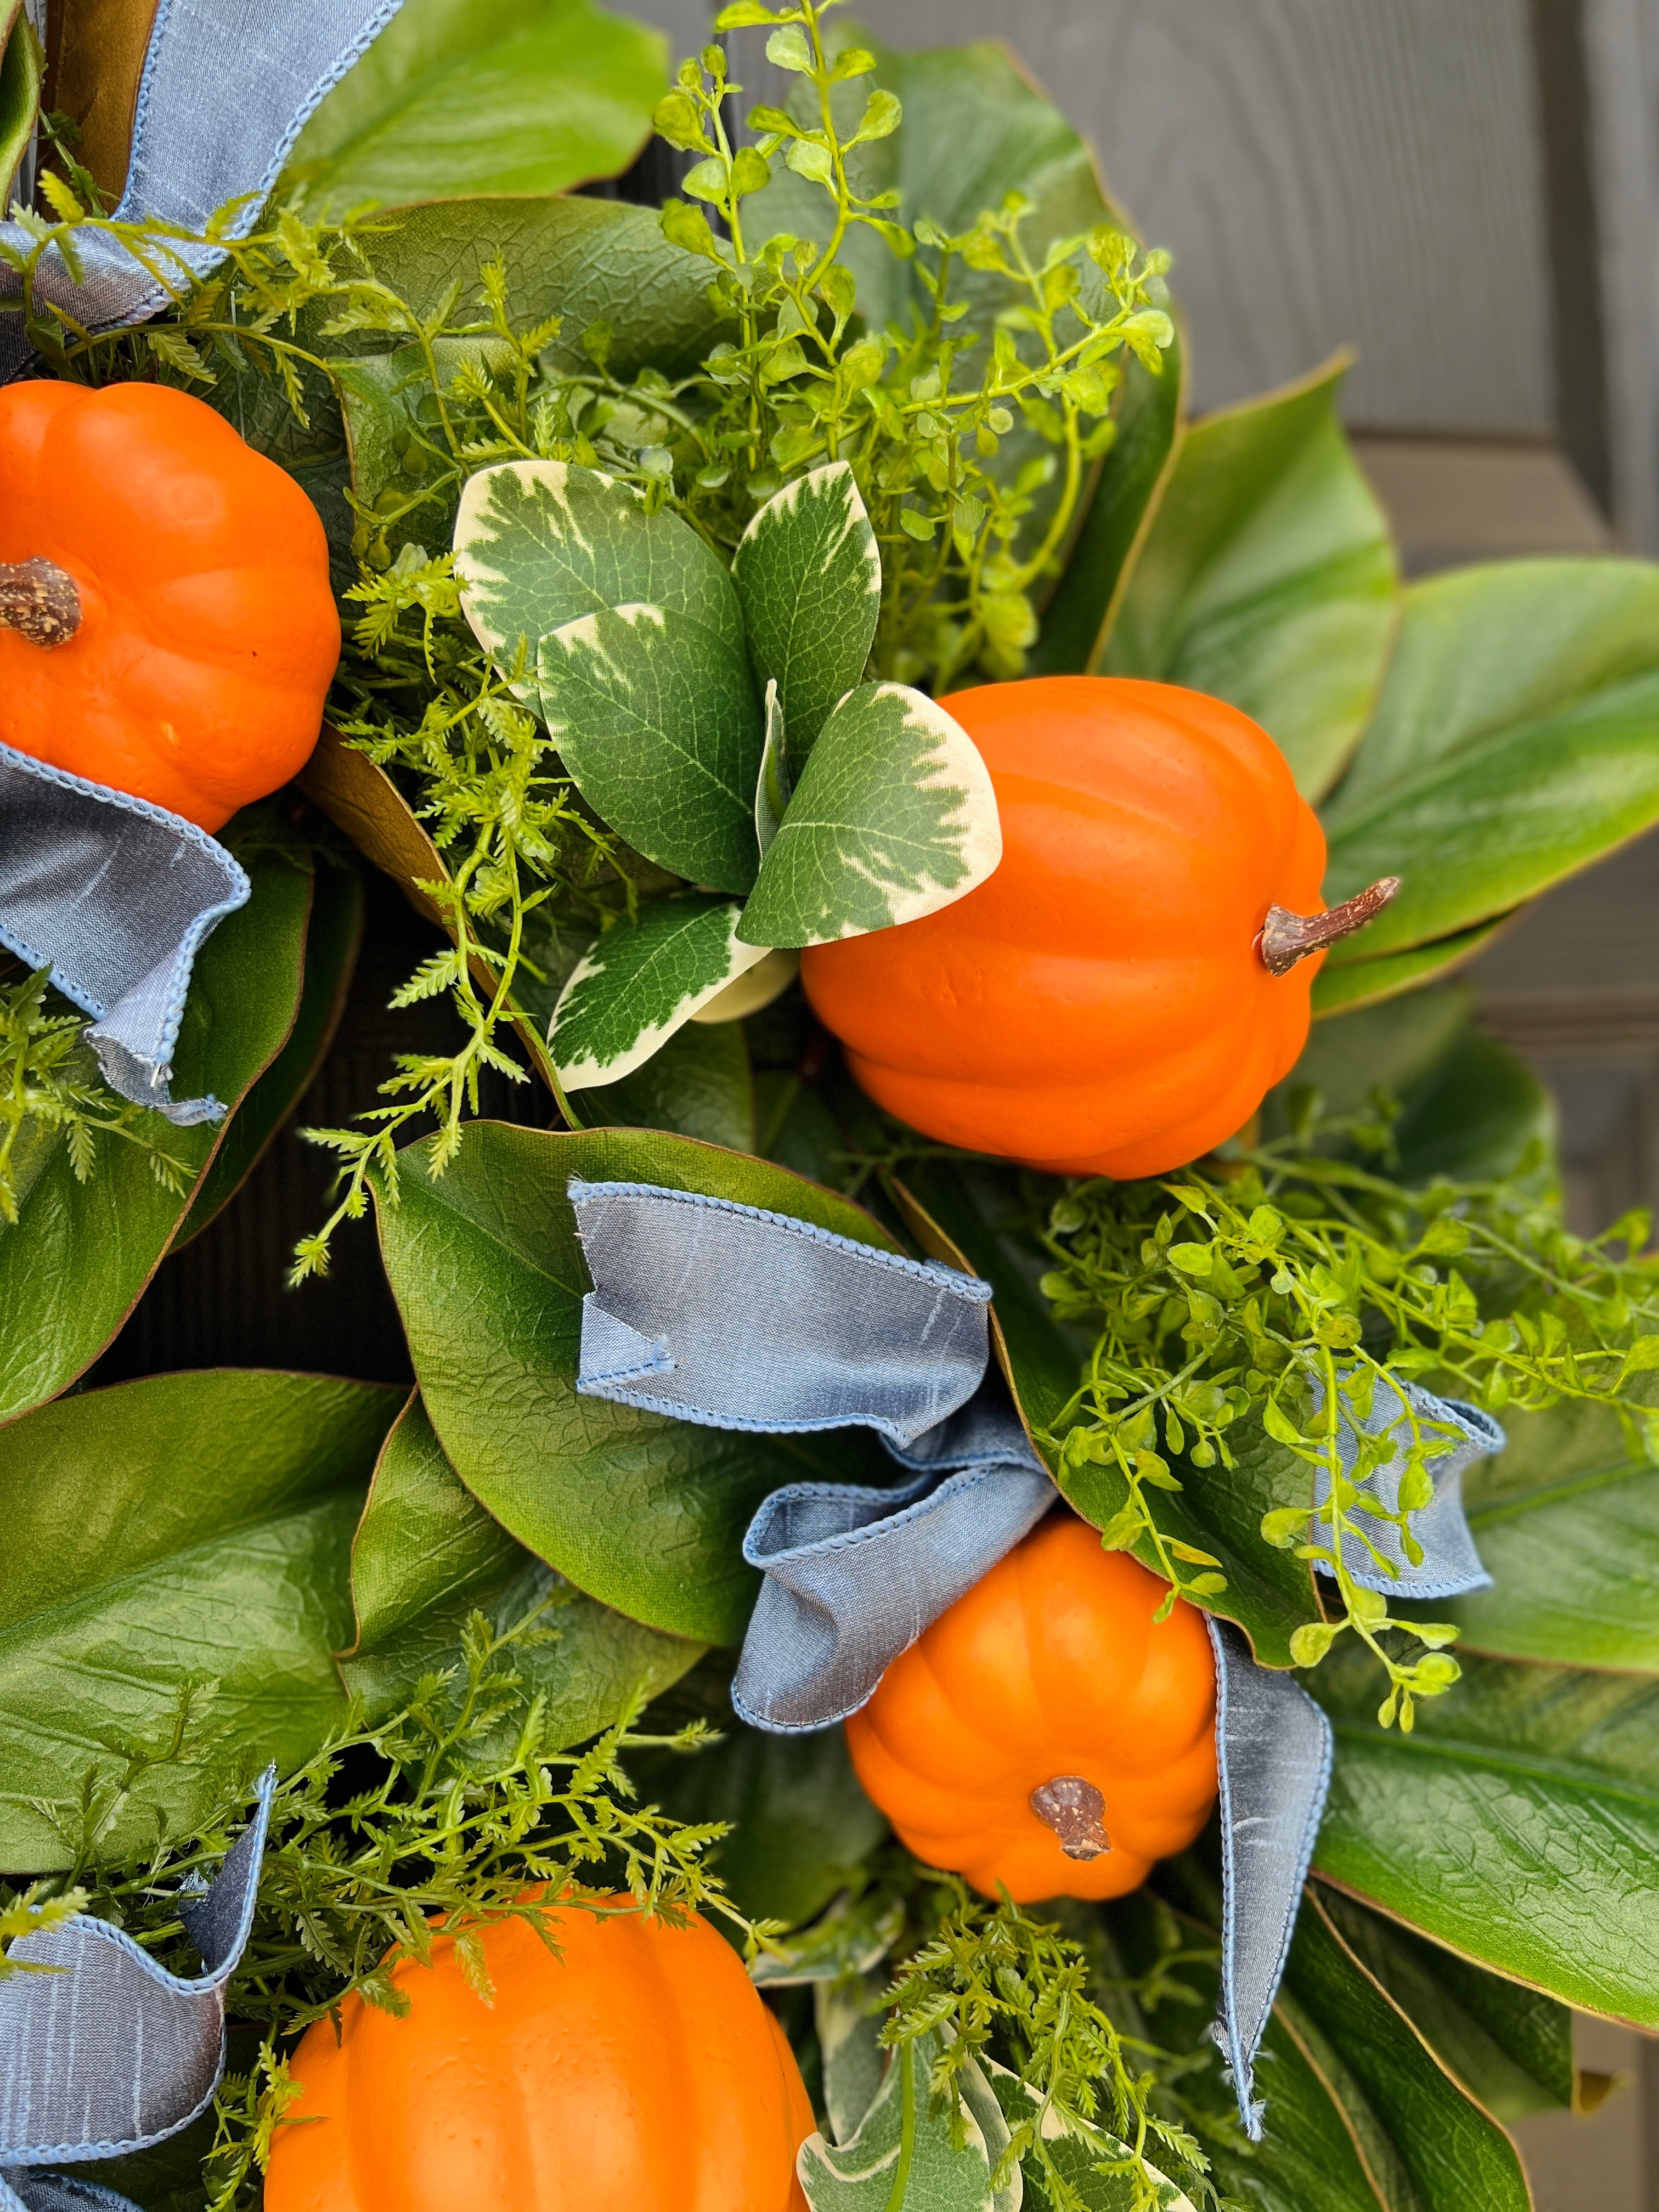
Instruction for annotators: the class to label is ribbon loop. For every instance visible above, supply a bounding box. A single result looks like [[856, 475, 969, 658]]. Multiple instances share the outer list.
[[0, 744, 249, 1123], [0, 1768, 275, 2208], [1316, 1373, 1500, 1600]]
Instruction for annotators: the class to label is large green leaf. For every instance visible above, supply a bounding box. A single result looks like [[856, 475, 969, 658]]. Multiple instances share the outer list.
[[284, 0, 664, 211], [343, 1394, 699, 1732], [539, 602, 764, 893], [455, 459, 742, 691], [1279, 1893, 1531, 2212], [0, 2, 41, 209], [1314, 1889, 1571, 2124], [732, 464, 881, 768], [173, 851, 363, 1248], [1434, 1399, 1659, 1672], [0, 836, 313, 1424], [550, 897, 766, 1089], [0, 1371, 399, 1872], [1104, 359, 1398, 803], [1319, 561, 1659, 978], [1309, 1639, 1659, 2024], [738, 682, 1002, 948], [1309, 922, 1509, 1017], [373, 1122, 897, 1643], [583, 1018, 755, 1152]]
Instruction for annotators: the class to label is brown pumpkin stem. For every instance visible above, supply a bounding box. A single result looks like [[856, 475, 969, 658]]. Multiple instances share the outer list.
[[1258, 876, 1402, 977], [0, 558, 81, 648], [1030, 1775, 1110, 1861]]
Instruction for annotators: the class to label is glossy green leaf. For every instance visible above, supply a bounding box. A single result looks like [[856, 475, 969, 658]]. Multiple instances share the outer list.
[[0, 837, 313, 1424], [456, 459, 742, 691], [1104, 359, 1398, 803], [173, 851, 363, 1248], [732, 462, 881, 767], [799, 2033, 996, 2211], [1314, 1888, 1571, 2123], [285, 0, 665, 211], [1310, 919, 1509, 1016], [1271, 985, 1474, 1127], [0, 1371, 400, 1872], [539, 601, 765, 893], [329, 335, 509, 563], [1319, 561, 1659, 966], [374, 1122, 897, 1643], [1388, 1025, 1552, 1186], [343, 1395, 700, 1733], [551, 897, 768, 1089], [629, 1664, 887, 1927], [1280, 1893, 1530, 2212], [1437, 1398, 1659, 1672], [583, 1018, 755, 1152], [739, 682, 1002, 949], [1309, 1639, 1659, 2024], [755, 679, 791, 860], [0, 3, 41, 210]]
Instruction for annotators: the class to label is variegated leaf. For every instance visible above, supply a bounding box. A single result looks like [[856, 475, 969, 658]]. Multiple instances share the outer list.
[[454, 458, 743, 686], [733, 460, 881, 766], [738, 681, 1001, 949], [797, 2033, 996, 2212], [550, 896, 768, 1090], [538, 601, 765, 894], [755, 678, 791, 860]]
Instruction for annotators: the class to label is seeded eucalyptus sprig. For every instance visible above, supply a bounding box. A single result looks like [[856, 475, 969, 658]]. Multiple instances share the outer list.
[[1040, 1111, 1659, 1728]]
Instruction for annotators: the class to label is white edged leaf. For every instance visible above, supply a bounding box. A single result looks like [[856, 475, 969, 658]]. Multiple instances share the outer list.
[[733, 459, 882, 766], [755, 677, 793, 859], [797, 2031, 996, 2211], [538, 601, 765, 894], [454, 458, 743, 689], [550, 896, 769, 1089], [738, 681, 1002, 949], [688, 947, 799, 1024]]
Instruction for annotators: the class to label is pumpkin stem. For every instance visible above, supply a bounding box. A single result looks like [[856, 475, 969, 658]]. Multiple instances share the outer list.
[[0, 558, 81, 648], [1030, 1775, 1110, 1860], [1258, 876, 1401, 976]]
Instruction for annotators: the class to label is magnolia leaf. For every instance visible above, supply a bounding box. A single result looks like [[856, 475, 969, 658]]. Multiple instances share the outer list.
[[538, 602, 764, 894], [454, 459, 743, 692], [1319, 559, 1659, 975], [797, 2033, 995, 2210], [284, 0, 665, 212], [733, 462, 881, 766], [0, 833, 313, 1424], [0, 1371, 400, 1872], [738, 682, 1001, 949], [1310, 917, 1509, 1015], [755, 679, 792, 859], [342, 1395, 701, 1736], [374, 1124, 898, 1643], [1104, 357, 1398, 802], [1309, 1638, 1659, 2024], [550, 897, 769, 1090]]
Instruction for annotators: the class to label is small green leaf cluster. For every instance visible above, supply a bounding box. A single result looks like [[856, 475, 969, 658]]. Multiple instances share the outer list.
[[0, 961, 190, 1223], [0, 1877, 88, 1980], [1040, 1119, 1659, 1726]]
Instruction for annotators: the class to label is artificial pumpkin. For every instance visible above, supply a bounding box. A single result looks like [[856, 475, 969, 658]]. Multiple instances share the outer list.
[[0, 380, 338, 832], [263, 1895, 812, 2212], [800, 674, 1396, 1179], [845, 1513, 1217, 1903]]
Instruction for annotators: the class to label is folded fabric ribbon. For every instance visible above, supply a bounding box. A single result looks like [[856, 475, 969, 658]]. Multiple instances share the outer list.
[[569, 1174, 1501, 2136], [0, 743, 250, 1122], [1314, 1373, 1500, 1599], [0, 1769, 275, 2212], [0, 0, 405, 381]]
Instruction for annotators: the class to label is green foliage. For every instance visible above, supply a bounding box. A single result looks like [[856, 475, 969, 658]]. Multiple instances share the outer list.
[[0, 1880, 86, 1982], [1039, 1094, 1659, 1725]]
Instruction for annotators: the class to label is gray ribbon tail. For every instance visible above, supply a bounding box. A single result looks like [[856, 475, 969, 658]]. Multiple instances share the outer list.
[[1314, 1375, 1502, 1599], [1209, 1621, 1333, 2140], [1, 2176, 146, 2211], [0, 0, 407, 347], [733, 1380, 1057, 1731], [0, 1768, 275, 2182], [0, 744, 250, 1123]]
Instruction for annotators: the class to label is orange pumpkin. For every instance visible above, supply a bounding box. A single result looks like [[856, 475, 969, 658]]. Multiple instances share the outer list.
[[801, 675, 1395, 1179], [845, 1513, 1217, 1903], [264, 1897, 813, 2212], [0, 380, 338, 832]]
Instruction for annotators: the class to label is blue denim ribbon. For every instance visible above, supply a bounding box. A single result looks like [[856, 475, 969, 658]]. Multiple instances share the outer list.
[[0, 743, 249, 1123], [1314, 1374, 1500, 1599], [0, 1770, 275, 2212], [568, 1175, 1498, 2137], [0, 0, 405, 379]]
